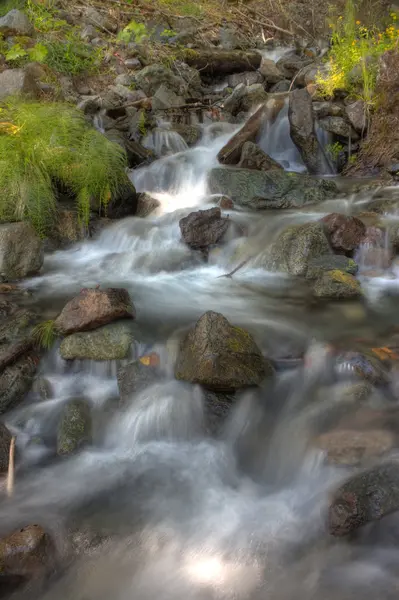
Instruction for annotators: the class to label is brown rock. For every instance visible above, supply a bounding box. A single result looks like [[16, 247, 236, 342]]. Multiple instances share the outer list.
[[217, 104, 266, 165], [258, 57, 284, 83], [0, 524, 54, 580], [288, 88, 325, 174], [219, 196, 234, 210], [136, 193, 161, 218], [321, 213, 366, 254], [345, 100, 367, 132], [179, 208, 229, 250], [237, 141, 283, 171], [54, 288, 135, 335], [315, 429, 395, 466], [361, 225, 386, 247], [0, 422, 11, 473]]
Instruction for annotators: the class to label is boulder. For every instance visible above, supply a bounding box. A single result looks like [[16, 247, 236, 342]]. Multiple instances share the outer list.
[[313, 270, 361, 299], [151, 84, 184, 111], [117, 357, 162, 403], [312, 102, 344, 119], [134, 64, 186, 96], [258, 57, 284, 84], [0, 354, 37, 414], [179, 49, 261, 76], [175, 311, 272, 391], [315, 429, 395, 466], [0, 68, 40, 101], [172, 124, 201, 146], [223, 83, 267, 116], [179, 207, 229, 250], [227, 71, 264, 88], [269, 80, 291, 93], [208, 167, 337, 209], [276, 53, 313, 78], [0, 524, 54, 583], [60, 321, 134, 361], [0, 9, 33, 36], [328, 462, 399, 535], [84, 7, 116, 32], [217, 104, 266, 165], [218, 196, 234, 209], [253, 222, 330, 276], [237, 141, 283, 171], [102, 181, 139, 220], [136, 193, 161, 217], [306, 255, 358, 280], [318, 116, 359, 139], [54, 288, 135, 335], [345, 100, 367, 132], [57, 399, 92, 456], [203, 390, 236, 434], [288, 88, 325, 174], [0, 223, 43, 281], [321, 213, 366, 254], [171, 61, 202, 94], [0, 422, 11, 473]]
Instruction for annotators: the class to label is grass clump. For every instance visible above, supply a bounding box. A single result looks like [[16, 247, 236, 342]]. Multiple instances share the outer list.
[[0, 100, 128, 235], [316, 0, 399, 103], [32, 319, 57, 350]]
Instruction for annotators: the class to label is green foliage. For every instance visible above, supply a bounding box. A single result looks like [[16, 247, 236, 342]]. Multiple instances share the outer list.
[[160, 28, 177, 38], [4, 41, 48, 64], [32, 319, 56, 350], [326, 141, 344, 161], [117, 20, 149, 43], [160, 0, 203, 17], [138, 111, 147, 135], [0, 100, 128, 235], [0, 0, 25, 17], [44, 38, 102, 75], [317, 0, 399, 103], [25, 0, 67, 33]]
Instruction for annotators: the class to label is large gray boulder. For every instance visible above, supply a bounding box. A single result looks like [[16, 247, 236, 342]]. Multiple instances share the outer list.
[[134, 64, 186, 96], [0, 68, 40, 101], [259, 57, 284, 84], [60, 321, 135, 361], [318, 116, 359, 139], [313, 270, 361, 299], [0, 9, 33, 36], [179, 207, 229, 250], [0, 223, 43, 280], [57, 399, 92, 456], [208, 167, 337, 209], [175, 311, 273, 391], [288, 88, 325, 174]]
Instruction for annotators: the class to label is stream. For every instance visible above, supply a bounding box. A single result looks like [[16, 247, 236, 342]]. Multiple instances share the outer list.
[[4, 99, 399, 600]]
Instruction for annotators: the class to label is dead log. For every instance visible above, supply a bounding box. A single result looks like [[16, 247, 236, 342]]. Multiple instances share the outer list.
[[217, 104, 267, 165], [179, 49, 262, 76]]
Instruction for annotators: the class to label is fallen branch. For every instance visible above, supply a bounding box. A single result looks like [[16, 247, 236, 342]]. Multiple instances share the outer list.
[[6, 437, 15, 497], [233, 7, 294, 37], [217, 258, 252, 279]]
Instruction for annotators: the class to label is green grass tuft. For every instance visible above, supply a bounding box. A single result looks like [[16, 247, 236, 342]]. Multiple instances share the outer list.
[[32, 319, 57, 350]]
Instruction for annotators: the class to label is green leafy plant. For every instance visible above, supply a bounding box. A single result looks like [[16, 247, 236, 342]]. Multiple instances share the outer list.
[[5, 41, 48, 64], [32, 319, 57, 350], [25, 0, 67, 33], [0, 0, 26, 17], [160, 28, 177, 38], [44, 38, 102, 75], [138, 110, 147, 135], [326, 141, 344, 161], [117, 20, 149, 44], [0, 100, 128, 235]]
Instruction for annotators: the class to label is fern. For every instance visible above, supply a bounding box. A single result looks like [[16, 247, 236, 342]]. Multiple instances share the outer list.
[[32, 320, 57, 350], [0, 100, 128, 235]]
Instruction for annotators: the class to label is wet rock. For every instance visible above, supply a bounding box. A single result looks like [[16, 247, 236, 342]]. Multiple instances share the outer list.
[[218, 196, 234, 210], [345, 100, 367, 132], [318, 116, 359, 140], [328, 462, 399, 535], [223, 83, 267, 116], [276, 53, 313, 78], [0, 308, 35, 344], [0, 68, 40, 101], [0, 354, 37, 414], [55, 288, 135, 335], [269, 80, 291, 93], [0, 524, 54, 582], [109, 84, 140, 103], [237, 141, 283, 171], [51, 210, 88, 247], [217, 104, 266, 165], [57, 399, 92, 456], [151, 84, 184, 111], [254, 222, 330, 275], [172, 124, 201, 146], [258, 57, 284, 84], [208, 167, 337, 209], [334, 350, 388, 385], [179, 207, 229, 250], [321, 213, 366, 254], [203, 390, 235, 434], [313, 270, 361, 299], [289, 88, 325, 174], [0, 422, 11, 473], [227, 71, 264, 88], [180, 49, 261, 76], [134, 64, 186, 96], [60, 321, 135, 361], [117, 358, 162, 402], [0, 222, 43, 280], [136, 193, 161, 217], [175, 311, 272, 391], [306, 255, 358, 280], [315, 429, 395, 466], [0, 9, 33, 36], [312, 101, 344, 119]]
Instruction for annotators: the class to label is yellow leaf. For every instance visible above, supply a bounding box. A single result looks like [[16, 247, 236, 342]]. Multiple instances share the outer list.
[[371, 347, 399, 361], [139, 352, 160, 367]]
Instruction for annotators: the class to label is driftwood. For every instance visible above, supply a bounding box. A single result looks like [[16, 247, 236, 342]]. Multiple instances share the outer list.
[[181, 49, 262, 76], [217, 104, 267, 165]]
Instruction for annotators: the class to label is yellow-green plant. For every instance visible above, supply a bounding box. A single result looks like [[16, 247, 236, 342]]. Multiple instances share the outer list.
[[32, 320, 57, 350], [117, 20, 149, 44], [0, 101, 128, 235]]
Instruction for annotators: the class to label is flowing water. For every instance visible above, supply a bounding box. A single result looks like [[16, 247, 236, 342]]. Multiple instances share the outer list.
[[5, 97, 399, 600]]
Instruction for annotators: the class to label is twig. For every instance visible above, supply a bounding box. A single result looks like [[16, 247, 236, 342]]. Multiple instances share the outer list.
[[288, 64, 309, 91], [6, 437, 15, 498], [217, 258, 251, 279], [233, 7, 294, 37]]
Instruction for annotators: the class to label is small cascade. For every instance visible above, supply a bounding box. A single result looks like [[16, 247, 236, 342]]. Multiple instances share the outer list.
[[93, 108, 107, 134], [142, 126, 189, 158], [315, 121, 336, 175]]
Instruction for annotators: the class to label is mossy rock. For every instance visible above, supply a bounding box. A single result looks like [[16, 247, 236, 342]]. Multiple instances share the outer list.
[[313, 270, 361, 299], [306, 254, 358, 280], [57, 399, 92, 456], [60, 321, 134, 361], [117, 359, 162, 403]]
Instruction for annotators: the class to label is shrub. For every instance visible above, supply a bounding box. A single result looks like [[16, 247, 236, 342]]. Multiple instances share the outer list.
[[0, 100, 128, 235]]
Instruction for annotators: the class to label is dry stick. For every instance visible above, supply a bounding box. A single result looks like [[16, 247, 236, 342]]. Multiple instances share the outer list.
[[288, 64, 309, 92], [217, 257, 253, 279], [6, 437, 15, 498], [233, 7, 295, 37]]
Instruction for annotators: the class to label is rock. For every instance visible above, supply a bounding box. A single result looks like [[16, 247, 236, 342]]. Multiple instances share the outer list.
[[125, 57, 141, 70], [334, 350, 388, 385], [219, 196, 234, 209], [237, 141, 283, 171], [179, 49, 261, 76], [328, 462, 399, 535], [84, 7, 116, 32], [0, 524, 54, 582], [217, 104, 266, 165], [315, 429, 395, 466], [345, 100, 367, 132], [361, 225, 386, 247], [0, 223, 43, 280], [81, 24, 97, 41], [54, 288, 135, 335], [313, 270, 361, 299], [321, 213, 366, 254], [0, 9, 33, 36], [117, 358, 162, 403], [254, 222, 330, 275], [269, 80, 291, 93], [136, 193, 161, 217], [223, 83, 268, 116], [203, 390, 236, 434], [312, 101, 344, 119], [306, 255, 358, 279], [134, 64, 186, 96], [0, 68, 40, 101], [51, 210, 87, 247], [0, 354, 37, 415], [114, 74, 134, 87], [151, 84, 184, 111], [258, 58, 284, 84], [208, 167, 337, 209], [108, 84, 138, 103], [276, 53, 313, 78], [179, 207, 229, 250], [104, 181, 139, 219], [175, 311, 272, 391], [318, 116, 359, 139], [227, 71, 264, 88], [57, 399, 92, 456], [0, 422, 11, 473], [289, 88, 325, 174], [60, 321, 134, 361], [172, 124, 201, 146]]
